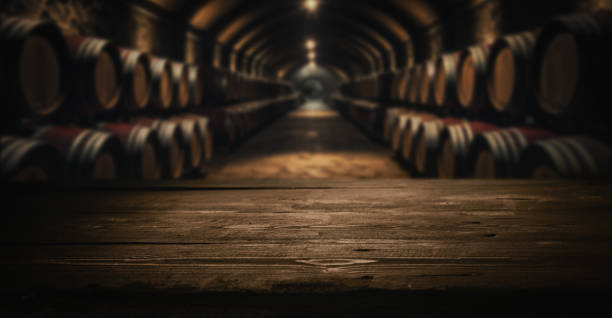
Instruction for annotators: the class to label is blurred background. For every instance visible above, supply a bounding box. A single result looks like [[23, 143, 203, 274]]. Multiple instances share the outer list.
[[3, 1, 612, 317], [2, 0, 612, 183]]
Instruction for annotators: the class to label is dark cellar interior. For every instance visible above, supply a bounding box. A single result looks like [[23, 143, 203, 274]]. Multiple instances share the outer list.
[[2, 0, 612, 317]]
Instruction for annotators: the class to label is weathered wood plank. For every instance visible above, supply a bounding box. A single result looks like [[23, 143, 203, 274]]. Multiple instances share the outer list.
[[2, 180, 612, 294]]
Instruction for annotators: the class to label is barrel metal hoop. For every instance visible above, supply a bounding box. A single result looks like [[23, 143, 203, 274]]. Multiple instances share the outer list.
[[562, 138, 598, 176]]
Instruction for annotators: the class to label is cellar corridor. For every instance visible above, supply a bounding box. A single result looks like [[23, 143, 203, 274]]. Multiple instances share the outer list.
[[3, 0, 612, 316], [207, 100, 408, 180]]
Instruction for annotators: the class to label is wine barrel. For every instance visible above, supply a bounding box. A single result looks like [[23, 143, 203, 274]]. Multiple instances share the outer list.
[[204, 66, 229, 105], [436, 121, 500, 178], [181, 114, 214, 161], [188, 65, 205, 108], [486, 31, 538, 117], [132, 118, 185, 179], [229, 106, 250, 142], [64, 35, 123, 114], [433, 52, 460, 108], [407, 65, 421, 105], [149, 57, 174, 110], [119, 49, 152, 111], [469, 127, 555, 179], [418, 60, 436, 106], [534, 13, 612, 127], [396, 68, 411, 102], [98, 122, 161, 180], [239, 76, 250, 101], [519, 136, 612, 179], [1, 136, 61, 183], [171, 61, 190, 109], [388, 70, 401, 101], [226, 72, 238, 102], [398, 113, 438, 164], [383, 107, 410, 143], [412, 118, 467, 177], [390, 112, 413, 155], [456, 43, 491, 112], [0, 17, 70, 119], [224, 110, 240, 145], [33, 126, 123, 182], [169, 117, 203, 172]]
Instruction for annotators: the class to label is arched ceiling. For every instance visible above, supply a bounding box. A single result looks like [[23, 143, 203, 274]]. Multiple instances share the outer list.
[[139, 0, 477, 79]]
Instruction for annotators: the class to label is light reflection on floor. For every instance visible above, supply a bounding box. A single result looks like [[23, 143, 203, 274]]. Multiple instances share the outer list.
[[208, 152, 407, 179], [207, 100, 409, 180]]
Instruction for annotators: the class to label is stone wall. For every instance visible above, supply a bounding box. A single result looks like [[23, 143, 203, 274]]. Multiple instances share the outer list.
[[0, 0, 187, 61], [123, 3, 185, 61], [0, 0, 124, 37], [430, 0, 612, 58]]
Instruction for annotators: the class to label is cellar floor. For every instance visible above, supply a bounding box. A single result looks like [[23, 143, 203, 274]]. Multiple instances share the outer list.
[[204, 99, 409, 180], [2, 101, 612, 316]]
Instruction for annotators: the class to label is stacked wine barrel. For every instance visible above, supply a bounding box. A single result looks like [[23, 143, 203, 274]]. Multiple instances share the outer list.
[[331, 94, 380, 135], [335, 12, 612, 179], [1, 17, 297, 184], [340, 75, 380, 100], [217, 95, 299, 146]]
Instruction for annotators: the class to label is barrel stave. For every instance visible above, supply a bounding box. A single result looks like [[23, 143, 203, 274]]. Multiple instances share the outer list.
[[1, 136, 61, 183], [0, 17, 70, 122], [33, 126, 123, 182], [120, 49, 152, 112]]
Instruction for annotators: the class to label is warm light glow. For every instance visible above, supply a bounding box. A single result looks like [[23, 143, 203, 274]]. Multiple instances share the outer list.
[[308, 61, 317, 68], [306, 39, 317, 50], [308, 52, 317, 60], [304, 0, 319, 12]]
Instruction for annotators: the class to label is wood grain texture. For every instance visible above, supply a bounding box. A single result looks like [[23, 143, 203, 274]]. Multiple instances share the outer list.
[[2, 179, 612, 294]]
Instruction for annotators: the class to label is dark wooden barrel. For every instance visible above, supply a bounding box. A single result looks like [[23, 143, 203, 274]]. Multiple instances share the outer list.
[[390, 112, 412, 155], [238, 75, 249, 101], [33, 126, 123, 182], [169, 117, 203, 172], [188, 65, 205, 108], [407, 65, 421, 105], [0, 17, 70, 120], [149, 57, 174, 110], [412, 118, 467, 177], [486, 31, 538, 117], [204, 66, 229, 105], [119, 49, 152, 112], [436, 121, 500, 178], [182, 114, 214, 161], [1, 136, 61, 183], [231, 104, 252, 141], [533, 13, 612, 130], [519, 136, 612, 179], [98, 122, 161, 181], [388, 70, 401, 101], [64, 35, 123, 114], [383, 108, 410, 143], [456, 43, 491, 112], [418, 60, 436, 106], [433, 52, 460, 108], [223, 109, 239, 146], [171, 61, 190, 109], [469, 127, 555, 179], [397, 68, 411, 102], [398, 113, 438, 164], [226, 72, 239, 102], [132, 118, 184, 179]]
